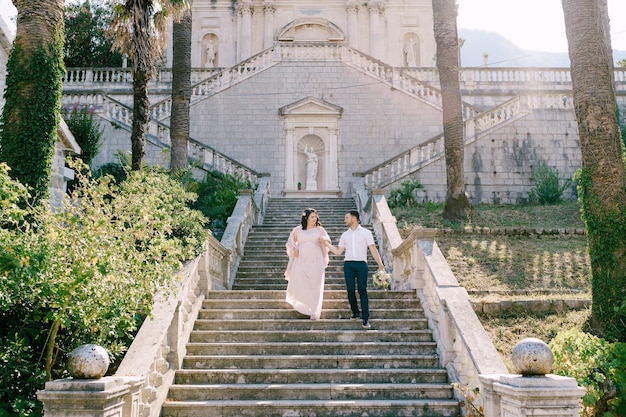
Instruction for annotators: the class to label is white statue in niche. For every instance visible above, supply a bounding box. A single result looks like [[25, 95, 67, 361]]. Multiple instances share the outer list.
[[404, 38, 417, 67], [304, 145, 318, 190], [205, 40, 216, 68]]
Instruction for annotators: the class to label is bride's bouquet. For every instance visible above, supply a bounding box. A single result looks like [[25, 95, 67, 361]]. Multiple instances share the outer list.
[[373, 270, 392, 290]]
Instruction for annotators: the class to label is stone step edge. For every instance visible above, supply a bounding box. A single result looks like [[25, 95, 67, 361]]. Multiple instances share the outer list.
[[183, 354, 440, 360], [162, 399, 459, 407], [167, 382, 452, 390], [186, 341, 437, 347]]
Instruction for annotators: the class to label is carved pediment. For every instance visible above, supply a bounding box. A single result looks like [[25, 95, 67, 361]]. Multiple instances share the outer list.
[[279, 97, 343, 117], [277, 18, 345, 42]]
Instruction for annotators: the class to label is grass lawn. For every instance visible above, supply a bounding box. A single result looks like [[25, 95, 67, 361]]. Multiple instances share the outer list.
[[392, 201, 592, 370]]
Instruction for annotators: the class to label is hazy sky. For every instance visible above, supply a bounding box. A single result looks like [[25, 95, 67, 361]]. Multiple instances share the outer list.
[[457, 0, 626, 52], [1, 0, 625, 53]]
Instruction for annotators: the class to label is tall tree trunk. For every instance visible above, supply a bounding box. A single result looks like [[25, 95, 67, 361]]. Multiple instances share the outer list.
[[0, 0, 65, 206], [131, 67, 150, 171], [170, 5, 192, 172], [562, 0, 626, 341], [128, 0, 158, 171], [432, 0, 471, 220]]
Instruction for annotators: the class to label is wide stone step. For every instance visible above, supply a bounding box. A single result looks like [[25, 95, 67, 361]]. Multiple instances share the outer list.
[[182, 354, 441, 370], [232, 283, 350, 290], [192, 318, 429, 331], [185, 341, 437, 356], [205, 289, 417, 299], [202, 298, 422, 310], [189, 329, 434, 343], [161, 398, 460, 417], [197, 308, 422, 320], [173, 367, 451, 385], [167, 382, 454, 401]]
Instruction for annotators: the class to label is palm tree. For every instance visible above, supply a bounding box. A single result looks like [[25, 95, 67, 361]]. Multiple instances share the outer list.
[[562, 0, 626, 341], [431, 0, 471, 220], [169, 3, 191, 172], [0, 0, 65, 206], [110, 0, 188, 171]]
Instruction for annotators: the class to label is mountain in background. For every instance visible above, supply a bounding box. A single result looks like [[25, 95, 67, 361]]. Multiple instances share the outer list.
[[458, 28, 626, 67]]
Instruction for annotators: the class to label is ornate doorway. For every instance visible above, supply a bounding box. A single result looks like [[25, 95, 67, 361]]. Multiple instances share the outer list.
[[279, 97, 343, 195]]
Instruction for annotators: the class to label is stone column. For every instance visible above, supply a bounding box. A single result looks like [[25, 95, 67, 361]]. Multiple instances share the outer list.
[[328, 127, 339, 190], [263, 1, 276, 50], [368, 1, 384, 59], [345, 1, 359, 49], [238, 0, 253, 61], [284, 127, 295, 190]]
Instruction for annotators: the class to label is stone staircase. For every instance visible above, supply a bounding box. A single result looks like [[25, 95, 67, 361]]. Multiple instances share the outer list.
[[161, 198, 460, 417]]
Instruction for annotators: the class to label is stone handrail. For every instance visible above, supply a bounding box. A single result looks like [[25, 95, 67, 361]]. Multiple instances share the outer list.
[[338, 45, 479, 119], [220, 177, 271, 289], [37, 234, 233, 417], [404, 66, 626, 91], [149, 47, 279, 121], [358, 183, 509, 404], [357, 95, 523, 189], [63, 67, 223, 87], [64, 92, 267, 186], [391, 228, 509, 394]]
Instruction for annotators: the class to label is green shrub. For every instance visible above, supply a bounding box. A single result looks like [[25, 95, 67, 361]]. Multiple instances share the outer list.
[[193, 171, 253, 240], [63, 105, 103, 167], [528, 163, 572, 204], [0, 161, 208, 417], [388, 178, 423, 209], [550, 329, 626, 417]]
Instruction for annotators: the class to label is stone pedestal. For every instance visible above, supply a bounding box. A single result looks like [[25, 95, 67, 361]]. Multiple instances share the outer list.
[[479, 374, 585, 417], [37, 376, 144, 417]]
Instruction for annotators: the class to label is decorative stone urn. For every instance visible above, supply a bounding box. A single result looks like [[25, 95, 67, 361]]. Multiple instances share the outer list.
[[67, 344, 110, 379], [511, 337, 554, 376]]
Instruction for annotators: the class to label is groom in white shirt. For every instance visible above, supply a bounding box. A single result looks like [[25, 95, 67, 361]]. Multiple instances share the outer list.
[[321, 210, 385, 328]]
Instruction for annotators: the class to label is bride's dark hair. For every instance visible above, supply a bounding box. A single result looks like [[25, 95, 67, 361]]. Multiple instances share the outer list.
[[301, 208, 321, 230]]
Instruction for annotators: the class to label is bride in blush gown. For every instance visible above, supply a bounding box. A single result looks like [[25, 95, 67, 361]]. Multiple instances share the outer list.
[[284, 208, 330, 320]]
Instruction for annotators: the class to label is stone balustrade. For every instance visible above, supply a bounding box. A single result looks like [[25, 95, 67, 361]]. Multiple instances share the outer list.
[[357, 94, 527, 190], [221, 178, 270, 289], [356, 90, 577, 191], [63, 67, 222, 87], [358, 184, 585, 416], [64, 92, 265, 186], [64, 65, 626, 92]]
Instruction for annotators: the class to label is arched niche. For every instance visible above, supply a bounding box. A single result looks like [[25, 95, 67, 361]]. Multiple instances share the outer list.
[[277, 18, 345, 42], [402, 32, 420, 67], [297, 135, 325, 191], [201, 33, 219, 68]]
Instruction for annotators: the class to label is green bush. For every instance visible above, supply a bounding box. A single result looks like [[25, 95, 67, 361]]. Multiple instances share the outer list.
[[193, 171, 253, 240], [0, 161, 208, 417], [550, 329, 626, 417], [63, 105, 103, 167], [388, 178, 423, 209], [528, 163, 572, 204]]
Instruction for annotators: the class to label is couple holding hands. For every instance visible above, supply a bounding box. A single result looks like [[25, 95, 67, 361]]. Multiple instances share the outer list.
[[284, 208, 385, 329]]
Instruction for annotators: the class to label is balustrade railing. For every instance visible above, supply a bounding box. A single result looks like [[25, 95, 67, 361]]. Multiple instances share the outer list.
[[352, 181, 509, 409], [63, 67, 223, 87], [358, 95, 524, 189], [69, 92, 266, 185], [150, 47, 279, 121]]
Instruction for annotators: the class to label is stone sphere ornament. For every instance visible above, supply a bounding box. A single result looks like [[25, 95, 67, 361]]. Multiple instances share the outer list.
[[511, 337, 554, 376], [67, 344, 110, 379]]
